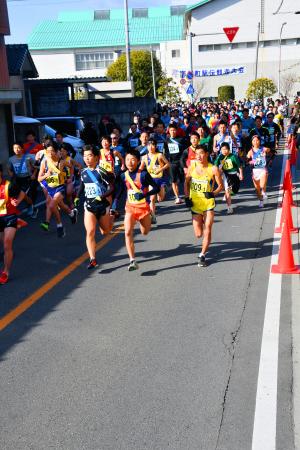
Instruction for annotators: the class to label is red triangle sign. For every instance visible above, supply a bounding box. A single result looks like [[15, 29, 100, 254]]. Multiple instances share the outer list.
[[223, 27, 239, 43]]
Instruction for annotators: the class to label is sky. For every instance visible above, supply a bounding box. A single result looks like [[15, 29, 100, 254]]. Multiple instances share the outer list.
[[6, 0, 195, 44]]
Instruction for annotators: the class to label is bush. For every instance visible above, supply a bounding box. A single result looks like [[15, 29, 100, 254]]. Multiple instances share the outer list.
[[218, 86, 235, 101]]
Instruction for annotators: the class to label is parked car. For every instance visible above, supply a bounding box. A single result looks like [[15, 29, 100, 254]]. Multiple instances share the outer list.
[[13, 116, 45, 144], [35, 116, 84, 138]]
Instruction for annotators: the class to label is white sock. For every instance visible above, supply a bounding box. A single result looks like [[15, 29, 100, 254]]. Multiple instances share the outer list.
[[57, 223, 63, 228], [198, 252, 205, 258]]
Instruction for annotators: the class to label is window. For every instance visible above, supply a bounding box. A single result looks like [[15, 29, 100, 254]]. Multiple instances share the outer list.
[[172, 49, 180, 58], [170, 5, 186, 16], [263, 40, 278, 47], [75, 52, 114, 70], [282, 38, 297, 46], [198, 44, 213, 52], [94, 10, 110, 20], [132, 8, 148, 18], [247, 42, 256, 48]]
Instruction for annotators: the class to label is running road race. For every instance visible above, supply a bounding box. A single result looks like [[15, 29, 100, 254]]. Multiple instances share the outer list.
[[1, 97, 300, 450]]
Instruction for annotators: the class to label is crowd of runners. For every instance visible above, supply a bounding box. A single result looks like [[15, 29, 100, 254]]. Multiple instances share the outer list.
[[0, 96, 298, 284]]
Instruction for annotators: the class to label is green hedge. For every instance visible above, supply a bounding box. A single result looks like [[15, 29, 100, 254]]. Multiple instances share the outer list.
[[218, 85, 235, 101]]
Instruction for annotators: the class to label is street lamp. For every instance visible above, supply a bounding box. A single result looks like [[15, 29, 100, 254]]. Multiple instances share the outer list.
[[278, 22, 287, 95]]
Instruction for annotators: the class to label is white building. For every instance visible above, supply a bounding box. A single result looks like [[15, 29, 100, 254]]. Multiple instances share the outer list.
[[175, 0, 300, 99], [27, 1, 300, 100]]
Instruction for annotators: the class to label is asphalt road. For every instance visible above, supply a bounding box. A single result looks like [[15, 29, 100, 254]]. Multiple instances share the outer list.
[[0, 151, 295, 450]]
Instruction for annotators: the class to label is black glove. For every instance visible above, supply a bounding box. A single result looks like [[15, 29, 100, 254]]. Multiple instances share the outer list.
[[204, 192, 215, 199], [134, 192, 145, 201], [185, 197, 193, 208]]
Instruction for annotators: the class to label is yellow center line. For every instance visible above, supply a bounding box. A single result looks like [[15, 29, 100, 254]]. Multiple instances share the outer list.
[[0, 225, 124, 332]]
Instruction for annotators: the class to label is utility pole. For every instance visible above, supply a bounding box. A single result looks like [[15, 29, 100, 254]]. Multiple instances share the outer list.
[[189, 32, 195, 101], [255, 22, 260, 80], [150, 46, 157, 101], [278, 22, 287, 95], [124, 0, 132, 86]]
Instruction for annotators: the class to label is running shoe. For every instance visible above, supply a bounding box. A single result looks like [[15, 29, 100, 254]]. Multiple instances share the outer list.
[[0, 272, 8, 285], [70, 208, 78, 225], [87, 259, 99, 270], [26, 205, 34, 217], [175, 197, 184, 205], [259, 200, 264, 208], [40, 222, 49, 231], [151, 214, 157, 225], [198, 255, 207, 267], [57, 226, 66, 238], [31, 207, 39, 219], [227, 207, 234, 215], [128, 260, 139, 271]]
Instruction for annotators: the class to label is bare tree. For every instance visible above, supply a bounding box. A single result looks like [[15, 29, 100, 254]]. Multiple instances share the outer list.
[[193, 79, 207, 102], [280, 72, 298, 97]]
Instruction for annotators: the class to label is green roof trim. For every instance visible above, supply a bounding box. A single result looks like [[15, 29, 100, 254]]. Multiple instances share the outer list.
[[28, 7, 185, 50], [185, 0, 214, 13]]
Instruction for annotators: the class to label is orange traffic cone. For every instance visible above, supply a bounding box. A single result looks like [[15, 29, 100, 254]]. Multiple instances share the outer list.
[[275, 191, 298, 233], [290, 138, 297, 166], [282, 160, 294, 191], [271, 222, 300, 274], [283, 186, 297, 207]]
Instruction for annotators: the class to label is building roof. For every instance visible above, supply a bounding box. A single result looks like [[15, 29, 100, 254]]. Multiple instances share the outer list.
[[185, 0, 214, 13], [28, 6, 186, 50], [6, 44, 38, 78]]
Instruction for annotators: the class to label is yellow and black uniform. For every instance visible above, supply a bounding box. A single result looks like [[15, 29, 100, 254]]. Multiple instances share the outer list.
[[189, 162, 215, 215], [41, 159, 66, 198]]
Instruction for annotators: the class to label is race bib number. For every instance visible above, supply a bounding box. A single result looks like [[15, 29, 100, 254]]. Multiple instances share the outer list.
[[46, 173, 60, 187], [85, 183, 100, 199], [0, 199, 7, 215], [191, 178, 208, 194], [157, 142, 164, 152], [168, 143, 179, 155], [129, 138, 139, 148], [127, 189, 145, 205], [254, 157, 265, 168], [100, 160, 112, 172], [222, 159, 234, 171]]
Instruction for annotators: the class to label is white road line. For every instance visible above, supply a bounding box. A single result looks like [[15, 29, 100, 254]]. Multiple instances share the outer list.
[[252, 149, 289, 450]]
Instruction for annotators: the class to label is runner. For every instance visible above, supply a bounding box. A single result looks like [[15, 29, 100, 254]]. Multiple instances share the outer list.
[[265, 112, 281, 168], [166, 123, 186, 204], [8, 142, 39, 218], [23, 131, 43, 155], [136, 131, 149, 156], [214, 142, 243, 214], [38, 141, 78, 237], [0, 163, 26, 284], [212, 121, 232, 159], [74, 145, 114, 269], [60, 143, 82, 209], [140, 138, 170, 224], [248, 116, 270, 148], [180, 131, 200, 176], [120, 148, 159, 271], [247, 135, 270, 208], [184, 145, 223, 267]]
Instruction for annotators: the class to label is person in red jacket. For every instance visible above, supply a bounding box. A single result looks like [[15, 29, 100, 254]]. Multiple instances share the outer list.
[[0, 163, 26, 284]]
